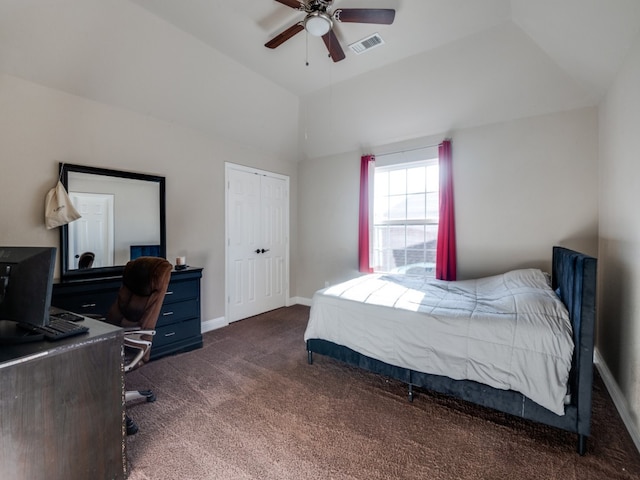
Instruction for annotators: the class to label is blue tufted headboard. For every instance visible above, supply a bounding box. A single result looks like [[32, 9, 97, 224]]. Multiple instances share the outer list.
[[551, 246, 597, 432]]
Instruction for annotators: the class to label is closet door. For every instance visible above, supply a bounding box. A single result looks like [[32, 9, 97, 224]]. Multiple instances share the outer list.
[[226, 164, 289, 322]]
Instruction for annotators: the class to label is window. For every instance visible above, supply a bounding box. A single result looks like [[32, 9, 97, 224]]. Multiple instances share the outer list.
[[372, 159, 439, 276]]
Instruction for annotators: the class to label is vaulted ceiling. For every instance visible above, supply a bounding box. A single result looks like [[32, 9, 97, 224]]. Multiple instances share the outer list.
[[2, 1, 640, 159], [130, 0, 640, 100]]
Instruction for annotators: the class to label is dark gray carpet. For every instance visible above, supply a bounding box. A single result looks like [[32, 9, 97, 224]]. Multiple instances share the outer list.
[[125, 305, 640, 479]]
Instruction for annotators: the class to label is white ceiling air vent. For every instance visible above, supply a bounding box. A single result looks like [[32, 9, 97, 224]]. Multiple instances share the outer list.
[[348, 33, 385, 55]]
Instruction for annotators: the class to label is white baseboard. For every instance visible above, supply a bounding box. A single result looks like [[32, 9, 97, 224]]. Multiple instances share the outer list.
[[288, 296, 312, 307], [594, 348, 640, 453], [201, 316, 227, 334]]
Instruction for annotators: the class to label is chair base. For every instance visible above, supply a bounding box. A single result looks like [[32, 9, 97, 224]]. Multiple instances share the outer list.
[[125, 389, 156, 403], [125, 389, 155, 435]]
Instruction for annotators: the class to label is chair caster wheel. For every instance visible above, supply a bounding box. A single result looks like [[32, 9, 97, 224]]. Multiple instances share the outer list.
[[140, 390, 156, 402], [126, 415, 139, 436]]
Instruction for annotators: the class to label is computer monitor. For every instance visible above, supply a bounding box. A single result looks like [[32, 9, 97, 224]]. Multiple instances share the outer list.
[[0, 246, 56, 338], [130, 244, 161, 260]]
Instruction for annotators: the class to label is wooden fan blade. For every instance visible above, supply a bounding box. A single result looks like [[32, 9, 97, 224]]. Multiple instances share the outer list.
[[274, 0, 305, 10], [265, 23, 304, 49], [334, 8, 396, 25], [322, 29, 346, 62]]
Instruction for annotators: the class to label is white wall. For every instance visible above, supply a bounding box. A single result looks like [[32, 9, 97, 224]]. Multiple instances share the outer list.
[[0, 73, 299, 324], [598, 31, 640, 435], [454, 108, 598, 277], [297, 107, 598, 299], [297, 151, 361, 297]]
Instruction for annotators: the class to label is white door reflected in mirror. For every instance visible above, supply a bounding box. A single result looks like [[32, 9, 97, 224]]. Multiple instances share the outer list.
[[68, 192, 114, 270]]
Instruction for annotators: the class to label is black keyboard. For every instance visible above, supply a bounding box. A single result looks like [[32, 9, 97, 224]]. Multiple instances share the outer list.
[[49, 306, 85, 322], [51, 311, 85, 322], [20, 317, 89, 341]]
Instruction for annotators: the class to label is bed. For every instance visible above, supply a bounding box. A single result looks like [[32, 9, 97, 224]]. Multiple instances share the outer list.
[[304, 246, 597, 455]]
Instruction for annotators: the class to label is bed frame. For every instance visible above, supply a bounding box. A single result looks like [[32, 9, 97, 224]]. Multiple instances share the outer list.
[[306, 246, 597, 455]]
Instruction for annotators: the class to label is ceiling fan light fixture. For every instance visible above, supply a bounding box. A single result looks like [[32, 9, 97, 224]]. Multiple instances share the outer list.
[[304, 12, 332, 37]]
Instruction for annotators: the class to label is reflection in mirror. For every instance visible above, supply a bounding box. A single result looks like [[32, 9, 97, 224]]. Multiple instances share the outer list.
[[59, 164, 166, 279]]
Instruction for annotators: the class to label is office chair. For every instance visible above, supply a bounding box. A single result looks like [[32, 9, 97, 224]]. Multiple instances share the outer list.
[[105, 256, 173, 435], [77, 251, 95, 269]]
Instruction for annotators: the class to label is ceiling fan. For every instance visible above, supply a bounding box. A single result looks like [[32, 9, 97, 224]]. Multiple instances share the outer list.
[[265, 0, 396, 62]]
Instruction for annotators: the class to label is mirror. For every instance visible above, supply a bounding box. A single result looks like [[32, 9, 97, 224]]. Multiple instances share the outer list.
[[59, 163, 166, 279]]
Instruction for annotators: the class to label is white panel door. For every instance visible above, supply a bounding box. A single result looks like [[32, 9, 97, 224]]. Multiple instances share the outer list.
[[226, 165, 289, 322], [68, 192, 114, 270], [257, 174, 287, 313]]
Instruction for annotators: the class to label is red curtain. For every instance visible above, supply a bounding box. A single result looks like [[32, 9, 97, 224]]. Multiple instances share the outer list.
[[436, 140, 457, 280], [358, 155, 375, 273]]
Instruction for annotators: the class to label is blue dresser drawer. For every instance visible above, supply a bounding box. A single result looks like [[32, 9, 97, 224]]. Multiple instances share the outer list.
[[156, 300, 200, 328], [154, 318, 201, 346], [163, 279, 199, 304]]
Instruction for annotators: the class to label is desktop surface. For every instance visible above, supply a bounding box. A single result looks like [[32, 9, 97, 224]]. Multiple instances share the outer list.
[[0, 316, 121, 365]]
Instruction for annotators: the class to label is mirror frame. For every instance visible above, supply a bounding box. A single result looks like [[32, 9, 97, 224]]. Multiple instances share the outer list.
[[59, 163, 166, 280]]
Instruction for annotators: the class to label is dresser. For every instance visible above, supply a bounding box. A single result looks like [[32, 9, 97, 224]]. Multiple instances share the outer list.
[[52, 267, 203, 360]]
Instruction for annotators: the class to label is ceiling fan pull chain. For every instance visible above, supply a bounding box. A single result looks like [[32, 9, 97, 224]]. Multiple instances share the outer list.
[[305, 31, 310, 66]]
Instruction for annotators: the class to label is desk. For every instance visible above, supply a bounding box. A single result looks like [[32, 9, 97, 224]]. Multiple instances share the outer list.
[[0, 318, 126, 480]]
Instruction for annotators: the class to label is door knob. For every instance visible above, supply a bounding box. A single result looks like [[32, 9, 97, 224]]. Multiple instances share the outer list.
[[261, 249, 270, 254], [255, 249, 261, 254]]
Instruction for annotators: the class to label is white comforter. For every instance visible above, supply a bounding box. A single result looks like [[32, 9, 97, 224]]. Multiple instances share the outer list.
[[304, 269, 574, 415]]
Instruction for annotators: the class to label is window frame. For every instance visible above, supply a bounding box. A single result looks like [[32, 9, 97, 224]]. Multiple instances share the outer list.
[[371, 157, 439, 276]]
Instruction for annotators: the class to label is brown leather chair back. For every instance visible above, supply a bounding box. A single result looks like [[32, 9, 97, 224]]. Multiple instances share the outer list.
[[107, 257, 173, 362]]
